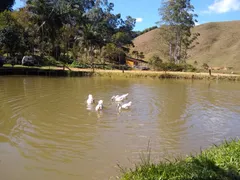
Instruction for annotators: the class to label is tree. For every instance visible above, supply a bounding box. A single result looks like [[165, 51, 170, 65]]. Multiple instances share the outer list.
[[0, 10, 28, 59], [139, 52, 145, 59], [0, 0, 15, 12], [0, 26, 22, 57], [79, 23, 103, 71], [27, 0, 69, 59], [158, 0, 199, 64], [149, 55, 162, 70], [102, 42, 124, 65], [1, 0, 136, 69], [112, 31, 134, 72], [132, 50, 138, 59]]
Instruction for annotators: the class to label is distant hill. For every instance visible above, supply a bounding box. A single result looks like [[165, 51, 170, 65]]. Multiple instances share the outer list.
[[131, 21, 240, 70]]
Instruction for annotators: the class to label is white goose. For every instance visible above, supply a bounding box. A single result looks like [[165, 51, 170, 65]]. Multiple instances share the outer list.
[[87, 94, 94, 105], [95, 100, 103, 111], [118, 101, 132, 111], [111, 93, 129, 102]]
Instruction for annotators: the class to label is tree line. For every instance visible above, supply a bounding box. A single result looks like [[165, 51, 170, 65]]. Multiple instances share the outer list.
[[0, 0, 199, 71], [0, 0, 136, 68]]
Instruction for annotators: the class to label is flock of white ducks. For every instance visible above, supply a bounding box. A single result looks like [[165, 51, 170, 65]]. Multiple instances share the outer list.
[[86, 93, 132, 111]]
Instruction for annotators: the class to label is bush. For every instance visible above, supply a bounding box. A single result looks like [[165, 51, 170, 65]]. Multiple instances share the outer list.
[[70, 61, 91, 68], [43, 56, 58, 66], [59, 55, 74, 65], [202, 63, 209, 70], [149, 55, 162, 70], [159, 63, 196, 72]]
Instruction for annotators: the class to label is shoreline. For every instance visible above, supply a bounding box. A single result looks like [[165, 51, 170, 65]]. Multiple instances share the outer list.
[[0, 67, 239, 81], [120, 139, 240, 180]]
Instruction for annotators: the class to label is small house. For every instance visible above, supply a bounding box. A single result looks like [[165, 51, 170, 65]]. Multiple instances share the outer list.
[[125, 56, 149, 68]]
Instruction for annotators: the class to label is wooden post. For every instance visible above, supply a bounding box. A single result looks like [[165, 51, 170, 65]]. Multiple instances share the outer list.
[[208, 67, 212, 76]]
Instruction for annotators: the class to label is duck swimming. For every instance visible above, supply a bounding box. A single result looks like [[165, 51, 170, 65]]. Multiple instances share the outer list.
[[111, 93, 129, 102], [117, 101, 132, 111], [95, 100, 103, 111], [87, 94, 94, 105]]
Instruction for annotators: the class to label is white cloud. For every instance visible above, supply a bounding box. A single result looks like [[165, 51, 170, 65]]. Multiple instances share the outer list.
[[195, 22, 200, 26], [136, 18, 143, 23], [206, 0, 240, 13]]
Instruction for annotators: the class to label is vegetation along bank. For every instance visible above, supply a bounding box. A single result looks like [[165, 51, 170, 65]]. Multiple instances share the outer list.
[[120, 139, 240, 180], [0, 66, 239, 81]]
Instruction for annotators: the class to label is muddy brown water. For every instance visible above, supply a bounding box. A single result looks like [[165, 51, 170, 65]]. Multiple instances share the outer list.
[[0, 76, 239, 180]]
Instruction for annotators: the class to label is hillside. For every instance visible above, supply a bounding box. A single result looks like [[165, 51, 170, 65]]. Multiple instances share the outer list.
[[131, 21, 240, 70]]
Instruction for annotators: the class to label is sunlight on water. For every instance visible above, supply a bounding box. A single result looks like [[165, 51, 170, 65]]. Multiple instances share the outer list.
[[0, 76, 240, 180]]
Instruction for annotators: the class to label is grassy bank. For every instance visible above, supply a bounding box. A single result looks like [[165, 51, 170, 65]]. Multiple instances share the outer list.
[[0, 66, 240, 81], [92, 70, 240, 81], [120, 139, 240, 180], [0, 66, 93, 77]]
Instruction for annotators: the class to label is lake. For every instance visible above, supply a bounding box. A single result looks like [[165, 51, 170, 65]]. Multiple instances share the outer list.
[[0, 76, 239, 180]]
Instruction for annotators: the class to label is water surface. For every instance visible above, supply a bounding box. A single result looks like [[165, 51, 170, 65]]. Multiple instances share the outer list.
[[0, 76, 239, 180]]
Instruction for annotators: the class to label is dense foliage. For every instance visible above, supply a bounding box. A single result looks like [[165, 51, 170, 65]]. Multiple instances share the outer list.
[[133, 26, 158, 37], [0, 0, 136, 68]]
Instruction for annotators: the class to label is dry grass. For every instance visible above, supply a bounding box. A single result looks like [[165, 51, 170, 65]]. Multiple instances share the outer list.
[[1, 65, 239, 80], [70, 68, 240, 80], [131, 20, 240, 70]]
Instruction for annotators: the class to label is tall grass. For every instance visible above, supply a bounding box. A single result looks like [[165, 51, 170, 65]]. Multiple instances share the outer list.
[[93, 71, 240, 81], [120, 139, 240, 180]]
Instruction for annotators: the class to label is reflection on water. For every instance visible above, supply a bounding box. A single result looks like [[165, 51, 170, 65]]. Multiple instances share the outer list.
[[0, 76, 240, 180]]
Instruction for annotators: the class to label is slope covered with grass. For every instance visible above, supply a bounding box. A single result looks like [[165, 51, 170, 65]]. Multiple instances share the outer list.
[[121, 139, 240, 180], [132, 21, 240, 70]]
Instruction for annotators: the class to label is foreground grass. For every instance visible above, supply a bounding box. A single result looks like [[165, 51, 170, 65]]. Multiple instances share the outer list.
[[120, 139, 240, 180]]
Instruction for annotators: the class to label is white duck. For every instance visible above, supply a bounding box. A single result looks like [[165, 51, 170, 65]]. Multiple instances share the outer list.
[[111, 93, 129, 102], [95, 100, 103, 111], [117, 101, 132, 111], [87, 94, 94, 105]]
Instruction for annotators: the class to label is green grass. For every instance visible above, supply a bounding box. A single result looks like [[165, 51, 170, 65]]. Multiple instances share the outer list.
[[120, 139, 240, 180], [3, 64, 59, 69]]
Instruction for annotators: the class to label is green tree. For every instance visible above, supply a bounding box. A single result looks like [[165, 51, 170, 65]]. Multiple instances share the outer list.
[[149, 55, 162, 70], [158, 0, 199, 64], [132, 50, 139, 59], [27, 0, 67, 59], [0, 10, 30, 59], [102, 43, 124, 65], [0, 26, 22, 57], [112, 31, 133, 71], [4, 0, 136, 69]]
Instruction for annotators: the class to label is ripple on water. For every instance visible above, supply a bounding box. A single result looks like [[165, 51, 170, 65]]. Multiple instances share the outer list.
[[0, 77, 240, 180]]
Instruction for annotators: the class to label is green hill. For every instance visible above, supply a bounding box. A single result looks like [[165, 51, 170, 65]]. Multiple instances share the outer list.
[[131, 20, 240, 70]]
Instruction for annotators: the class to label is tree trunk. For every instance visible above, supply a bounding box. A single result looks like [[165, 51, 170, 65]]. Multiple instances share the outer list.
[[90, 46, 94, 72], [174, 29, 181, 64], [169, 42, 172, 60]]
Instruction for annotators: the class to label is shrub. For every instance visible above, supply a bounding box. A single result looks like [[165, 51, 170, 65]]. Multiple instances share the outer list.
[[149, 55, 162, 70], [157, 63, 196, 72], [202, 63, 209, 70], [43, 56, 58, 66]]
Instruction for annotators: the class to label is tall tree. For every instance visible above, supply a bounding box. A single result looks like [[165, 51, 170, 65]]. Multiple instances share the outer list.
[[158, 0, 199, 64], [0, 10, 29, 57]]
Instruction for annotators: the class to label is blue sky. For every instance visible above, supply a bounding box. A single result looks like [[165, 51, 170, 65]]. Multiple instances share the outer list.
[[13, 0, 240, 31]]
